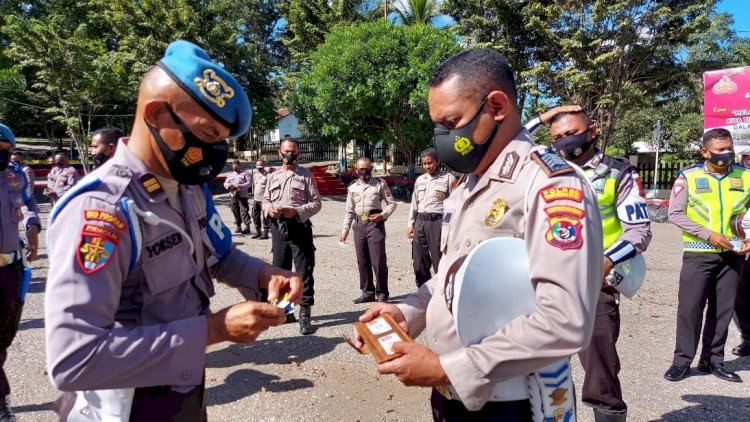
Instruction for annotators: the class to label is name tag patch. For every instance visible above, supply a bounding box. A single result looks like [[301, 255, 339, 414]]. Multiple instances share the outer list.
[[145, 232, 184, 258]]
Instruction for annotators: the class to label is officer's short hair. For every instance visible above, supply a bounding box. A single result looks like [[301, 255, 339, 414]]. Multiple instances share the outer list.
[[550, 110, 592, 127], [232, 159, 241, 165], [356, 157, 371, 167], [429, 48, 517, 102], [280, 137, 299, 148], [11, 150, 24, 158], [702, 128, 732, 148], [420, 148, 439, 161], [91, 126, 125, 145]]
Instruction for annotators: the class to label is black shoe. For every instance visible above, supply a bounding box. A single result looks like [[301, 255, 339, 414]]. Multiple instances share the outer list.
[[376, 294, 389, 303], [0, 396, 16, 422], [250, 232, 261, 239], [299, 307, 314, 335], [353, 294, 376, 304], [260, 232, 269, 240], [285, 313, 297, 324], [697, 360, 742, 383], [241, 228, 250, 235], [234, 226, 242, 234], [732, 339, 750, 357], [663, 364, 691, 382], [593, 407, 627, 422]]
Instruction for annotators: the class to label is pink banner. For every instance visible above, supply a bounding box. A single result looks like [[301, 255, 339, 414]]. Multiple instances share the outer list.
[[704, 66, 750, 145]]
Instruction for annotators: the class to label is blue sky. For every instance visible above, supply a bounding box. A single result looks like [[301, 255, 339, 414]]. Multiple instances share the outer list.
[[718, 0, 750, 33]]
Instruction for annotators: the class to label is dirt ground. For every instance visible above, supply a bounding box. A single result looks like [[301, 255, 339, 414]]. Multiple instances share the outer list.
[[6, 196, 750, 421]]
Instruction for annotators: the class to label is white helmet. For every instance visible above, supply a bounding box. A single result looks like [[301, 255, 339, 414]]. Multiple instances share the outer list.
[[605, 254, 647, 299], [448, 237, 535, 346]]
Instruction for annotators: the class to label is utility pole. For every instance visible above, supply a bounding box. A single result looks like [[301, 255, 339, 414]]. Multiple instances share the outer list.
[[652, 120, 661, 199], [384, 0, 388, 20]]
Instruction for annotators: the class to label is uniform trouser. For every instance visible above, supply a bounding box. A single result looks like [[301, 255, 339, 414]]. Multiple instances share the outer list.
[[578, 289, 625, 412], [229, 195, 251, 229], [430, 389, 532, 422], [0, 261, 23, 397], [251, 200, 268, 233], [353, 220, 389, 297], [735, 260, 750, 339], [673, 251, 742, 365], [269, 219, 316, 308], [412, 218, 442, 287]]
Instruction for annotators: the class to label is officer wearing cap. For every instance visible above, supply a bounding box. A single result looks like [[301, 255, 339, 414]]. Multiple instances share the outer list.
[[0, 123, 40, 422], [526, 106, 652, 421], [251, 159, 269, 239], [262, 137, 322, 335], [45, 152, 79, 206], [355, 49, 603, 419], [44, 40, 302, 421], [90, 126, 125, 169], [406, 148, 455, 288], [224, 159, 253, 234], [340, 157, 397, 303], [664, 128, 750, 384]]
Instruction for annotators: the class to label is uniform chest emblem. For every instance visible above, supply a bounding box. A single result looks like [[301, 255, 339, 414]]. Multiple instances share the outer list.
[[592, 178, 606, 193], [434, 191, 444, 199], [544, 205, 585, 250], [484, 199, 508, 227], [77, 224, 120, 274], [730, 177, 744, 191], [695, 177, 711, 193]]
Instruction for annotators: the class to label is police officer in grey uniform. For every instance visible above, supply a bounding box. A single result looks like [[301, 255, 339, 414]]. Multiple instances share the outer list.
[[90, 126, 125, 169], [9, 151, 35, 201], [251, 159, 269, 239], [0, 123, 41, 422], [45, 152, 79, 206], [407, 148, 455, 287], [355, 48, 602, 421], [341, 157, 397, 303], [45, 41, 302, 421], [262, 137, 322, 335], [224, 159, 253, 234]]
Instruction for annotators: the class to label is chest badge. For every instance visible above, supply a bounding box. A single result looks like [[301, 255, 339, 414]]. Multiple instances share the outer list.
[[730, 177, 744, 191], [484, 199, 508, 227], [695, 177, 711, 194]]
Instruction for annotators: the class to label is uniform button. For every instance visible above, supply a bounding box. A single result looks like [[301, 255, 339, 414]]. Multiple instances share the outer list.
[[180, 370, 192, 381]]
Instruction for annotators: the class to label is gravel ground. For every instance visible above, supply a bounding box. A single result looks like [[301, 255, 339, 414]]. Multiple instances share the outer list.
[[6, 195, 750, 421]]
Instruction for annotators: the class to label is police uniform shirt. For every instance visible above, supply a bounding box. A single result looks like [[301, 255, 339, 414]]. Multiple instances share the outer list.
[[223, 170, 253, 198], [47, 164, 79, 197], [407, 171, 456, 229], [1, 164, 40, 253], [45, 139, 267, 391], [261, 166, 322, 223], [580, 151, 651, 264], [396, 130, 603, 410], [252, 170, 268, 202], [342, 177, 397, 234]]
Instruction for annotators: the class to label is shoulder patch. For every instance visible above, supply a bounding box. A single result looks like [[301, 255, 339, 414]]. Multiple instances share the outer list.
[[544, 205, 585, 250], [77, 223, 119, 274], [531, 148, 574, 177], [540, 187, 583, 203], [84, 209, 127, 231]]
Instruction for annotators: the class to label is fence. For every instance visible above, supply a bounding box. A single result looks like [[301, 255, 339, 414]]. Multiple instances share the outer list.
[[260, 135, 338, 162], [636, 161, 693, 190]]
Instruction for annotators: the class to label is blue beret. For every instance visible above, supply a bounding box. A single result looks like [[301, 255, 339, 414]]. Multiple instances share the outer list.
[[157, 40, 252, 137], [0, 123, 16, 147]]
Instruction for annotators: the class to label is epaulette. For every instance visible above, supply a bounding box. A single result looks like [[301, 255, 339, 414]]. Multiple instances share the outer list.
[[530, 147, 574, 177]]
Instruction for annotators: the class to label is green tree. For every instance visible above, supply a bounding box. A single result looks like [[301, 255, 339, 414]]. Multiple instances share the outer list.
[[394, 0, 440, 25], [294, 21, 459, 175]]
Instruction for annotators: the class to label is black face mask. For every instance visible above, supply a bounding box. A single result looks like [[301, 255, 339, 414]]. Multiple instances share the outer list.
[[707, 151, 734, 168], [281, 152, 298, 165], [233, 167, 241, 173], [552, 130, 594, 160], [358, 168, 372, 180], [433, 97, 499, 174], [147, 103, 229, 185], [91, 152, 109, 168], [55, 161, 64, 167], [0, 150, 9, 172]]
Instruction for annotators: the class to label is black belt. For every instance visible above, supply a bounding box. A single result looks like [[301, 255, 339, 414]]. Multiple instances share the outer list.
[[417, 213, 443, 221], [0, 249, 22, 268]]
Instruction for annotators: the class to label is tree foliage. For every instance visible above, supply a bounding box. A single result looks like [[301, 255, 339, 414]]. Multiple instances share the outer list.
[[394, 0, 440, 25], [294, 21, 459, 170]]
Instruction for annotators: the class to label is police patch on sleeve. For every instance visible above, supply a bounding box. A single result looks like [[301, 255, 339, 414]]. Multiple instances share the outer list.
[[77, 224, 120, 274], [544, 205, 585, 250]]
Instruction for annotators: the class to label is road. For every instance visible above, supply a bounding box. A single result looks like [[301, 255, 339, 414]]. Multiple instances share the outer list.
[[6, 195, 749, 421]]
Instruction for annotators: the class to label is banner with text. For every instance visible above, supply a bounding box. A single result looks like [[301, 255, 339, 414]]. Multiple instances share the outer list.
[[704, 66, 750, 153]]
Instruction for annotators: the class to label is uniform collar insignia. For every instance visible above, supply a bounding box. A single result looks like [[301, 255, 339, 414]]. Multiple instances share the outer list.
[[139, 173, 165, 197], [498, 152, 519, 180]]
